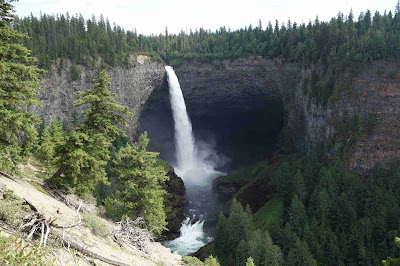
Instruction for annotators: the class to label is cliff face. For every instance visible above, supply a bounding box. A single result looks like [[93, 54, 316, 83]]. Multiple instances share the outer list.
[[35, 55, 400, 175], [334, 62, 400, 174], [142, 57, 289, 169], [32, 55, 165, 139], [157, 58, 399, 175], [161, 166, 187, 240]]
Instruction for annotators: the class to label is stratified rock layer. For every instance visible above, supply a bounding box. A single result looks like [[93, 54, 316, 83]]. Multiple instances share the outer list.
[[32, 56, 165, 139]]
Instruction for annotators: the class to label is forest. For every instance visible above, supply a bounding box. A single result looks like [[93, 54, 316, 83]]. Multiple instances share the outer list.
[[13, 3, 400, 103]]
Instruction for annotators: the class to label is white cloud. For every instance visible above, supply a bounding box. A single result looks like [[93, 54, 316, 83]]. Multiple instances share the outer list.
[[13, 0, 396, 35]]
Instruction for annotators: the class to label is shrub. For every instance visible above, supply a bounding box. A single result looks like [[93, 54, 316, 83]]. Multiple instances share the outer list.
[[182, 256, 220, 266], [182, 256, 204, 265], [204, 256, 220, 266], [70, 65, 81, 81], [0, 234, 51, 265], [83, 213, 111, 238], [387, 70, 397, 79], [0, 189, 29, 228]]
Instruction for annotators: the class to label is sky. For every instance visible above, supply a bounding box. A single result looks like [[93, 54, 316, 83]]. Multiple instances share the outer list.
[[14, 0, 397, 35]]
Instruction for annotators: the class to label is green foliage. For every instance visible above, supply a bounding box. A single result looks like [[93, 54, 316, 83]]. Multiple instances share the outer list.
[[104, 132, 168, 236], [182, 255, 220, 266], [221, 159, 270, 183], [204, 256, 220, 266], [27, 180, 50, 196], [0, 0, 44, 174], [14, 6, 400, 102], [387, 70, 397, 79], [268, 152, 400, 265], [35, 117, 66, 169], [214, 198, 283, 266], [83, 213, 111, 238], [50, 70, 132, 197], [70, 64, 81, 81], [0, 189, 29, 228], [182, 256, 204, 265], [327, 112, 366, 162], [246, 257, 255, 266], [286, 239, 317, 266], [0, 234, 51, 265], [253, 197, 284, 232], [52, 130, 110, 196], [74, 70, 132, 138], [383, 237, 400, 265]]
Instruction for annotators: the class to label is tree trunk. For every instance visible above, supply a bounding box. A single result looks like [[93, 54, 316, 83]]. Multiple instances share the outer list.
[[47, 165, 67, 183], [53, 229, 131, 266]]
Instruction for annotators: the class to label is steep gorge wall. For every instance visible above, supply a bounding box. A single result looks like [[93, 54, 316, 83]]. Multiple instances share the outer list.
[[172, 58, 400, 175], [34, 55, 400, 175], [32, 55, 165, 139]]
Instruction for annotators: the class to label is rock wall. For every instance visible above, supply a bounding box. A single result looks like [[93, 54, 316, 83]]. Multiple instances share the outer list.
[[32, 55, 165, 139], [142, 57, 289, 169], [34, 55, 400, 176], [172, 57, 400, 175]]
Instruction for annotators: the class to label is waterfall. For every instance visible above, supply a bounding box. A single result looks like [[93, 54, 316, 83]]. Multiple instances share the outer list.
[[166, 66, 223, 188], [166, 66, 196, 175], [164, 66, 223, 256]]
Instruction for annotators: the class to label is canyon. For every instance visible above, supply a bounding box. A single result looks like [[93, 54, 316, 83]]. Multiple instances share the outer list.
[[33, 56, 400, 239], [34, 55, 399, 176]]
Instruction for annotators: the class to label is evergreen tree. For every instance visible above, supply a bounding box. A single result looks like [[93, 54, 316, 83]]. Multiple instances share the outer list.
[[35, 117, 65, 168], [50, 70, 131, 196], [215, 212, 229, 264], [204, 256, 220, 266], [286, 239, 318, 266], [246, 257, 256, 266], [104, 132, 168, 235], [74, 70, 132, 138], [288, 195, 308, 239], [0, 0, 44, 174], [382, 237, 400, 265]]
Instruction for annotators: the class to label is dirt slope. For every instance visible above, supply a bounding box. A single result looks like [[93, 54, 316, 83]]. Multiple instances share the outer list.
[[0, 173, 182, 266]]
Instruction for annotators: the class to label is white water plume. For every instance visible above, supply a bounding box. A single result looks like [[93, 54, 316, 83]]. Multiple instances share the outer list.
[[163, 217, 209, 256], [166, 66, 224, 187]]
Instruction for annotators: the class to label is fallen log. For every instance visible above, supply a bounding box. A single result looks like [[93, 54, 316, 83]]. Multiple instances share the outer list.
[[20, 199, 131, 266], [53, 228, 131, 266], [0, 171, 18, 182], [0, 182, 5, 199]]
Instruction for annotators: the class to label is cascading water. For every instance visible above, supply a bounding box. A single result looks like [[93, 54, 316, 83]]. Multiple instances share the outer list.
[[163, 66, 224, 256]]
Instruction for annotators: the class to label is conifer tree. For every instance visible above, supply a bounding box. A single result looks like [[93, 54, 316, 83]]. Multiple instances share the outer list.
[[215, 212, 229, 264], [245, 257, 256, 266], [50, 70, 131, 196], [288, 195, 308, 238], [0, 0, 44, 174], [382, 237, 400, 265], [104, 132, 168, 235], [286, 238, 317, 266], [35, 117, 65, 168]]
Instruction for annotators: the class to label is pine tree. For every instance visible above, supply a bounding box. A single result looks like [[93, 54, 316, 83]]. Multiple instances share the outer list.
[[0, 0, 44, 174], [382, 237, 400, 265], [35, 117, 65, 168], [287, 238, 318, 266], [104, 132, 168, 235], [74, 70, 132, 138], [50, 70, 131, 196], [215, 212, 228, 265], [245, 257, 256, 266], [204, 256, 220, 266], [288, 195, 308, 238]]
